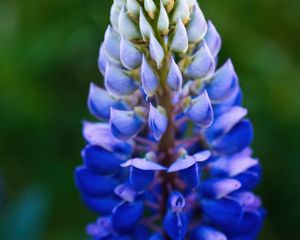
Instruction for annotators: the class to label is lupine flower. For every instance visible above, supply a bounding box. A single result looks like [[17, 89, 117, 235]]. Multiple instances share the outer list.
[[75, 1, 265, 239]]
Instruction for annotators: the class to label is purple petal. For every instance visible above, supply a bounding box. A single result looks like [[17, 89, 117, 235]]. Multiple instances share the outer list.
[[122, 158, 166, 171], [114, 183, 137, 202], [170, 17, 188, 53], [168, 156, 196, 173]]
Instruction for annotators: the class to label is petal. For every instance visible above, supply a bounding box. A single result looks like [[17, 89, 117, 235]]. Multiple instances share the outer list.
[[186, 3, 207, 43], [139, 8, 153, 39], [129, 167, 155, 192], [127, 0, 140, 16], [194, 150, 211, 162], [82, 122, 133, 156], [170, 17, 188, 53], [150, 32, 165, 67], [75, 166, 118, 197], [205, 20, 222, 58], [209, 155, 258, 178], [171, 0, 189, 24], [144, 0, 157, 18], [88, 83, 127, 120], [179, 163, 201, 189], [163, 210, 188, 240], [110, 108, 144, 140], [212, 119, 254, 155], [105, 64, 138, 97], [206, 59, 238, 102], [103, 26, 121, 64], [98, 44, 108, 75], [110, 3, 122, 30], [149, 233, 164, 240], [168, 156, 196, 172], [206, 107, 247, 140], [86, 217, 113, 238], [120, 35, 142, 70], [184, 90, 214, 128], [201, 197, 243, 227], [122, 158, 166, 171], [114, 183, 137, 202], [190, 226, 227, 240], [184, 41, 215, 79], [157, 0, 169, 33], [201, 178, 241, 199], [112, 201, 144, 233], [118, 7, 141, 40], [234, 165, 262, 191], [231, 192, 262, 210], [167, 57, 183, 91], [149, 104, 168, 141], [169, 191, 186, 212], [81, 194, 119, 215], [141, 56, 159, 97]]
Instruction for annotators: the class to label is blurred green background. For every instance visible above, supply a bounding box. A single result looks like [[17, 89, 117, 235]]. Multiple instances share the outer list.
[[0, 0, 299, 239]]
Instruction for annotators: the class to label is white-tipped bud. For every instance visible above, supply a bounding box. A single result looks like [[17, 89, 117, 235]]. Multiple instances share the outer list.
[[172, 0, 190, 24], [186, 0, 196, 9], [157, 0, 169, 34], [162, 0, 174, 12], [110, 3, 121, 30], [187, 3, 207, 43], [149, 32, 165, 67], [127, 0, 140, 16], [118, 7, 141, 40], [139, 8, 153, 39], [144, 0, 157, 19], [170, 18, 189, 53]]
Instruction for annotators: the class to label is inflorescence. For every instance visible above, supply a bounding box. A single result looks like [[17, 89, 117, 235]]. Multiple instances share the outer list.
[[74, 0, 265, 239]]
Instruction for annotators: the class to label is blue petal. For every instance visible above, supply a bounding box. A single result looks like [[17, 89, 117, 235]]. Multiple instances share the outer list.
[[88, 83, 127, 120], [120, 35, 142, 70], [168, 156, 196, 173], [201, 197, 243, 228], [204, 20, 222, 58], [163, 210, 188, 240], [81, 194, 119, 214], [169, 191, 186, 212], [184, 90, 214, 128], [234, 165, 262, 191], [212, 119, 254, 155], [206, 59, 238, 103], [105, 64, 138, 97], [149, 104, 168, 141], [209, 154, 258, 178], [201, 178, 241, 199], [103, 26, 121, 64], [186, 3, 207, 43], [190, 226, 227, 240], [170, 18, 188, 53], [114, 183, 137, 202], [205, 107, 247, 141], [98, 44, 108, 75], [213, 87, 243, 115], [112, 201, 144, 233], [122, 157, 166, 171], [129, 167, 154, 192], [86, 217, 113, 239], [231, 192, 262, 209], [184, 40, 215, 79], [75, 166, 118, 197], [110, 108, 144, 140], [149, 233, 164, 240], [141, 56, 159, 97], [82, 122, 133, 155], [167, 57, 183, 91], [179, 164, 201, 189], [150, 32, 165, 67]]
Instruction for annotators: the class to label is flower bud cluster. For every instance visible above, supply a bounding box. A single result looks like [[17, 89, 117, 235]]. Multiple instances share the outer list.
[[75, 0, 265, 239]]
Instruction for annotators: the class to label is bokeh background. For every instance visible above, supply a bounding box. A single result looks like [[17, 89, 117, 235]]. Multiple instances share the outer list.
[[0, 0, 299, 239]]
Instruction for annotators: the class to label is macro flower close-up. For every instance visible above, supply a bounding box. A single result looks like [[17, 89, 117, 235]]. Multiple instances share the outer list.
[[74, 0, 265, 239], [1, 0, 300, 239]]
